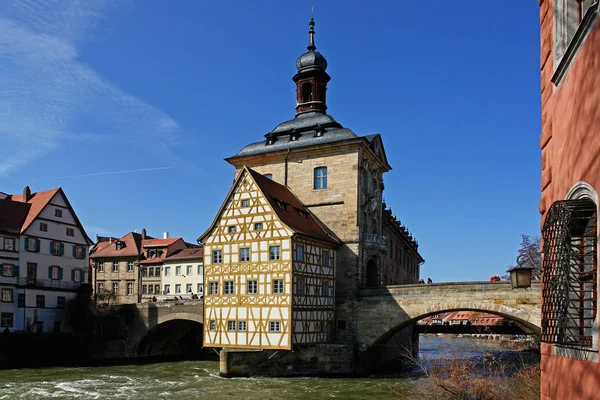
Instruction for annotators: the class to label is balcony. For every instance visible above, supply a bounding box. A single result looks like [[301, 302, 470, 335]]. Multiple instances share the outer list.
[[363, 233, 388, 253], [17, 278, 83, 291]]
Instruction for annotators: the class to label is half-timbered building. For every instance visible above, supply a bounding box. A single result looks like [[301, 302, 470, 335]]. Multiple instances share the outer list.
[[199, 167, 338, 349]]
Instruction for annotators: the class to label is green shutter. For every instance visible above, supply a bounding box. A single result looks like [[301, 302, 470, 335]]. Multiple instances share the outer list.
[[14, 265, 19, 277], [80, 270, 85, 283], [60, 243, 64, 256], [35, 239, 40, 252], [48, 266, 52, 279], [59, 267, 63, 280], [72, 245, 76, 257], [24, 237, 29, 251], [71, 269, 75, 281]]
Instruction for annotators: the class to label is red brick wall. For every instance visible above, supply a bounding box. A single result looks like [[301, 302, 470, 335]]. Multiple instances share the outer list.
[[539, 1, 600, 399]]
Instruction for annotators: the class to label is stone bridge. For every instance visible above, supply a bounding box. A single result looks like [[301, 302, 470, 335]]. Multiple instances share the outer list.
[[355, 281, 541, 352], [121, 300, 204, 356]]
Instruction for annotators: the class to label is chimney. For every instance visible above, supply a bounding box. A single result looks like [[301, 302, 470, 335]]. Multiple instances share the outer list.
[[142, 228, 147, 240], [109, 237, 113, 244], [163, 232, 169, 239], [22, 186, 31, 202]]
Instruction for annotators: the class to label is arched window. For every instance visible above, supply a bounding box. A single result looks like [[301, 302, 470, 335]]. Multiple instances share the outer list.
[[301, 82, 313, 103], [553, 0, 597, 68], [542, 198, 597, 347], [314, 167, 327, 189]]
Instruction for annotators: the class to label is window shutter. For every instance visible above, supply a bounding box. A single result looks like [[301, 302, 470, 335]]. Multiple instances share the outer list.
[[24, 237, 29, 251], [48, 266, 53, 279], [14, 265, 19, 277], [80, 270, 85, 283], [35, 239, 40, 252], [60, 243, 64, 256], [59, 267, 63, 280], [72, 245, 76, 257], [50, 241, 53, 253], [82, 247, 86, 258], [71, 269, 75, 281]]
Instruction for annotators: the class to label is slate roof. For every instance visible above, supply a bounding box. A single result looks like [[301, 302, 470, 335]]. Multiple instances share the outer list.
[[230, 112, 360, 158], [247, 168, 339, 245]]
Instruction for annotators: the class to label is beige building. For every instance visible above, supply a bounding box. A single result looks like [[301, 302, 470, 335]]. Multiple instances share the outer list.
[[90, 230, 187, 304], [161, 248, 204, 298]]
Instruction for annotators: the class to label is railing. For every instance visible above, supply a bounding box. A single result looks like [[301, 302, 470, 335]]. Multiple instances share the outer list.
[[363, 233, 388, 252], [17, 278, 83, 290]]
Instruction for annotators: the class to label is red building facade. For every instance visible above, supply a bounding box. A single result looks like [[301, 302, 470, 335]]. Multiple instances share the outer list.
[[539, 1, 600, 399]]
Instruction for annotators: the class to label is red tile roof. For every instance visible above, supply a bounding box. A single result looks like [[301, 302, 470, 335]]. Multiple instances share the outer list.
[[90, 232, 144, 258], [10, 187, 93, 245], [247, 168, 339, 245], [142, 238, 180, 247], [165, 247, 204, 261]]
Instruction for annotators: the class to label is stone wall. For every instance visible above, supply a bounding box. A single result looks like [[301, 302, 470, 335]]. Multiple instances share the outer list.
[[220, 344, 355, 377]]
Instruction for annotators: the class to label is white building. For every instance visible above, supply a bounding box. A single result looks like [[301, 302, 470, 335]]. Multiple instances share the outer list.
[[0, 187, 93, 332], [161, 248, 204, 299]]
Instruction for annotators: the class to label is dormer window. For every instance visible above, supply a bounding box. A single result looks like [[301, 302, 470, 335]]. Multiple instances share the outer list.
[[277, 201, 287, 211], [301, 82, 313, 103], [115, 242, 123, 251], [297, 209, 307, 219], [290, 132, 299, 141]]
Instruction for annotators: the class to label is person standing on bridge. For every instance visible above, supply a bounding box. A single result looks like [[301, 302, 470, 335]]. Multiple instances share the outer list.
[[427, 278, 433, 284]]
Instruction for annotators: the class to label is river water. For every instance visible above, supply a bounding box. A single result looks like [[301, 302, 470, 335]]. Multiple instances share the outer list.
[[0, 337, 537, 400]]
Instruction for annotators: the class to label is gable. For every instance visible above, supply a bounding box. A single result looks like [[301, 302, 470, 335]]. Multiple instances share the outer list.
[[201, 169, 294, 245]]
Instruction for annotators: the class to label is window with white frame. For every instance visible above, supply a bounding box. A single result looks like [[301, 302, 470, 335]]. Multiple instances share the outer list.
[[187, 265, 192, 275], [247, 280, 258, 294], [273, 279, 284, 294], [66, 228, 74, 237], [97, 282, 104, 292], [40, 222, 48, 232], [164, 284, 170, 294], [127, 282, 133, 295], [269, 321, 281, 332], [148, 285, 154, 295], [238, 320, 247, 331], [241, 199, 249, 207], [128, 261, 134, 272], [51, 241, 63, 256], [224, 280, 234, 295], [197, 265, 204, 275], [187, 284, 192, 293], [212, 250, 222, 264], [228, 226, 236, 234], [197, 283, 203, 294], [112, 282, 118, 295], [98, 262, 104, 272], [51, 265, 60, 280], [270, 246, 280, 261], [240, 248, 250, 262], [1, 264, 14, 277], [209, 320, 216, 330], [227, 320, 236, 331], [0, 312, 13, 327], [73, 269, 82, 282], [3, 238, 14, 251], [209, 281, 218, 295], [176, 266, 181, 276], [254, 223, 263, 231], [164, 266, 170, 276], [314, 166, 328, 189], [1, 288, 13, 302], [175, 284, 181, 294], [112, 262, 118, 272]]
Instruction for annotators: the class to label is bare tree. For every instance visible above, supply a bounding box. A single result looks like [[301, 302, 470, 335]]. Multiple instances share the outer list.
[[505, 235, 541, 279]]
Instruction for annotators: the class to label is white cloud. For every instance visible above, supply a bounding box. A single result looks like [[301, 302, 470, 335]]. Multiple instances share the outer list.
[[0, 0, 193, 177]]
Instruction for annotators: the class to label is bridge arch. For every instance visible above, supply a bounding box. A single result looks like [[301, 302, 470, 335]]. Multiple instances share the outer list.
[[356, 281, 541, 352], [135, 313, 204, 356]]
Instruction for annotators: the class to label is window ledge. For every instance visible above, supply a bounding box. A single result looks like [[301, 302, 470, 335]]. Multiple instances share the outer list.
[[554, 344, 599, 362], [553, 3, 599, 86]]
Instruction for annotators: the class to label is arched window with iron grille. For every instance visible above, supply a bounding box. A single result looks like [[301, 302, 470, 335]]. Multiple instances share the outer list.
[[541, 198, 597, 347]]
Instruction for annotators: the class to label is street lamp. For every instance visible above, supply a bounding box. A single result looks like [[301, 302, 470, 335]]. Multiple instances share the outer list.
[[507, 254, 534, 289]]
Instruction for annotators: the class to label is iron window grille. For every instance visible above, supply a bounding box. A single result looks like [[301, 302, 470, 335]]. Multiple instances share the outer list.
[[542, 198, 598, 347]]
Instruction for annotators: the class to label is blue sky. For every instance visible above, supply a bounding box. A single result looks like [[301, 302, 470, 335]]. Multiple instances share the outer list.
[[0, 1, 541, 282]]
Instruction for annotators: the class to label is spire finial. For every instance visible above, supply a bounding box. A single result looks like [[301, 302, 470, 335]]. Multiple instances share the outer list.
[[307, 11, 316, 51]]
